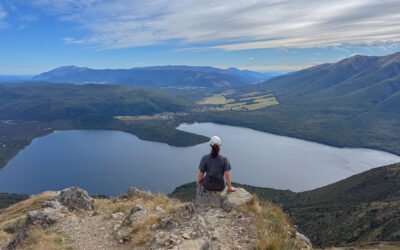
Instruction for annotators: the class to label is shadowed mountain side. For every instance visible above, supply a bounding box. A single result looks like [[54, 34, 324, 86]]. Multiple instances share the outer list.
[[0, 84, 192, 121]]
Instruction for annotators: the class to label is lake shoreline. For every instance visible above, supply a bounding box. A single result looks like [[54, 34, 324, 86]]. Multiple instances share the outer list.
[[2, 116, 400, 174], [1, 123, 399, 195]]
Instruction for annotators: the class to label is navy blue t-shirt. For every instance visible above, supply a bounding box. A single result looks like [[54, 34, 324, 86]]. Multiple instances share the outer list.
[[199, 154, 231, 191]]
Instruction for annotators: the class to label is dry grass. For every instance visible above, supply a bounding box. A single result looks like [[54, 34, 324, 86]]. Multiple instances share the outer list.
[[97, 194, 182, 247], [144, 194, 181, 213], [129, 194, 182, 246], [0, 192, 55, 232], [238, 195, 296, 250], [17, 228, 67, 250], [129, 214, 161, 245], [0, 192, 58, 250], [255, 201, 295, 250], [197, 95, 234, 105], [95, 193, 181, 216], [0, 230, 11, 247], [95, 198, 136, 216], [0, 192, 55, 225]]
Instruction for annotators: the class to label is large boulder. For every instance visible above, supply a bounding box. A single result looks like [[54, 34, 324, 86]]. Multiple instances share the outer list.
[[194, 186, 253, 212], [26, 210, 60, 229], [55, 187, 94, 211], [194, 185, 224, 210], [221, 188, 253, 212]]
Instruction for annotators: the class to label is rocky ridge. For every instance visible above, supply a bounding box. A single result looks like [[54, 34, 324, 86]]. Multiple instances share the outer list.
[[0, 186, 312, 249]]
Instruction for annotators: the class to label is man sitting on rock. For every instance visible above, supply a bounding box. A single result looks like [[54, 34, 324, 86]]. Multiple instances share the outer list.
[[197, 136, 236, 192]]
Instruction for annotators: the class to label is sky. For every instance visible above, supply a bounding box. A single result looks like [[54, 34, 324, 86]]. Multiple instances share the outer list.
[[1, 0, 400, 74]]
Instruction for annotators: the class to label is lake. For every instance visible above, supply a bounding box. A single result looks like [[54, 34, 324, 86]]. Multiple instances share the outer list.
[[0, 122, 399, 195]]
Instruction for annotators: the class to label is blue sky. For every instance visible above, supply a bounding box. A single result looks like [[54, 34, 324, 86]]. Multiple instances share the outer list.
[[1, 0, 400, 74]]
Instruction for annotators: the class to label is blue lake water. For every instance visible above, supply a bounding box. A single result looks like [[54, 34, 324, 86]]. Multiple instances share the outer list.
[[0, 122, 399, 195]]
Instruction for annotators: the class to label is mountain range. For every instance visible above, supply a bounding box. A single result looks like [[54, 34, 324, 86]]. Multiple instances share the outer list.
[[202, 51, 400, 155], [33, 65, 276, 88], [259, 52, 400, 117]]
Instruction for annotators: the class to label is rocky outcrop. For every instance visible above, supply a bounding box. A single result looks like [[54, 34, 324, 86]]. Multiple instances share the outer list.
[[1, 186, 313, 250], [194, 186, 253, 212], [55, 187, 94, 211], [221, 187, 253, 212], [125, 187, 152, 199], [4, 200, 65, 250]]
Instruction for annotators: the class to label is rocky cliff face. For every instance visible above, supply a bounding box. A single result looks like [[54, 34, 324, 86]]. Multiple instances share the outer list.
[[0, 186, 312, 250]]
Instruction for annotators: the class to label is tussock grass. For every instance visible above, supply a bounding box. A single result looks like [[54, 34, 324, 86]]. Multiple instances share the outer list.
[[0, 192, 55, 232], [145, 194, 181, 213], [95, 193, 181, 216], [129, 214, 161, 245], [97, 193, 182, 247], [0, 192, 58, 249], [128, 194, 182, 246], [0, 229, 10, 246], [0, 192, 55, 224], [238, 195, 296, 250], [17, 228, 66, 250], [255, 201, 296, 250], [94, 198, 135, 215]]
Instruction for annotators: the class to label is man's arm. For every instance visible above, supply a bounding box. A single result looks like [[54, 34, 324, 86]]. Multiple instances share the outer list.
[[224, 171, 236, 192], [197, 172, 205, 185]]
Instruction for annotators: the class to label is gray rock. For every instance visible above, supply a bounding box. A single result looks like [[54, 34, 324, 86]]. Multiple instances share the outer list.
[[4, 209, 61, 250], [111, 212, 125, 220], [171, 239, 210, 250], [125, 187, 152, 199], [130, 204, 145, 214], [155, 206, 166, 214], [221, 188, 252, 212], [295, 231, 313, 249], [150, 223, 159, 230], [160, 216, 179, 230], [26, 210, 60, 229], [195, 186, 253, 212], [182, 232, 191, 239], [184, 202, 195, 214], [122, 205, 148, 226], [151, 231, 170, 248], [4, 228, 28, 250], [194, 185, 224, 210], [115, 227, 132, 243], [55, 186, 94, 211]]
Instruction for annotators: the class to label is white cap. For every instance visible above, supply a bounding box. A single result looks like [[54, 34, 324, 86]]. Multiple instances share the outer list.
[[210, 136, 222, 147]]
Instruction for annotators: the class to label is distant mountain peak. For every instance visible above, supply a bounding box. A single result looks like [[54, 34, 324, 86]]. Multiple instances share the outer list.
[[33, 65, 277, 87]]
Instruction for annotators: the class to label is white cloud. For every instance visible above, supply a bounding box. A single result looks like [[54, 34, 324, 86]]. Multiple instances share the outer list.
[[29, 0, 400, 50]]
